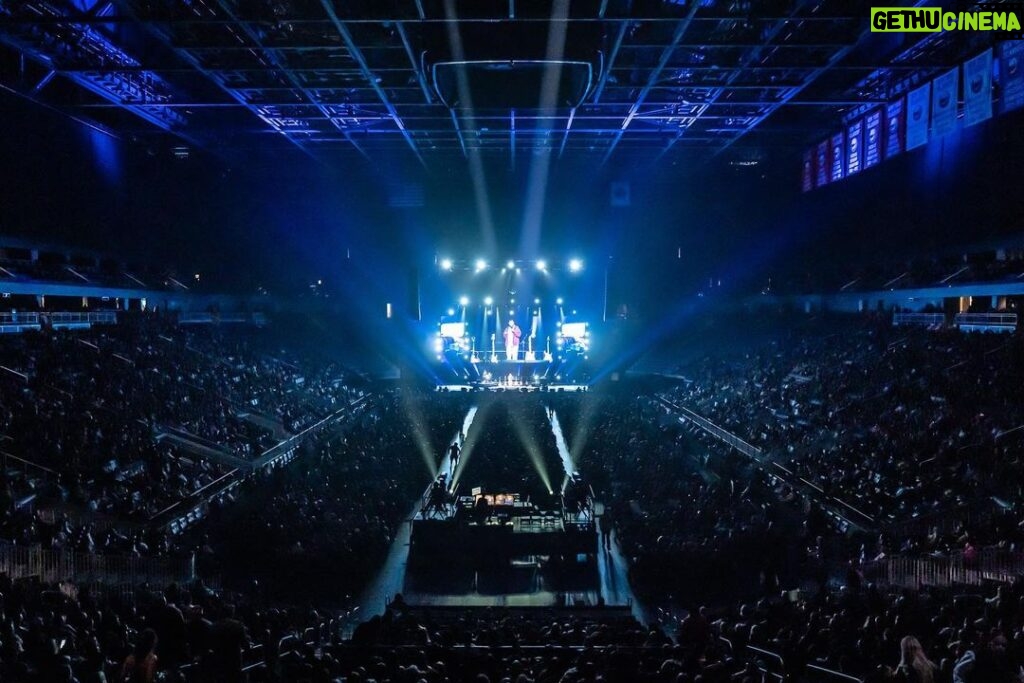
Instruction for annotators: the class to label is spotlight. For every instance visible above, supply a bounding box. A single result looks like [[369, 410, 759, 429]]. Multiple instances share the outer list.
[[506, 260, 515, 269], [556, 297, 564, 305], [534, 298, 540, 305], [447, 308, 455, 316], [569, 258, 583, 273], [536, 260, 547, 271], [484, 296, 493, 306], [440, 258, 453, 271], [459, 296, 469, 306], [475, 259, 487, 272]]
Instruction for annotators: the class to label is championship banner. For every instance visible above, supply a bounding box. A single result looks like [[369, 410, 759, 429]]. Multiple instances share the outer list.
[[906, 82, 931, 150], [801, 148, 814, 192], [830, 131, 845, 182], [885, 97, 905, 159], [964, 49, 993, 126], [930, 67, 959, 137], [864, 108, 882, 170], [846, 119, 863, 176], [815, 139, 829, 188], [999, 40, 1024, 114]]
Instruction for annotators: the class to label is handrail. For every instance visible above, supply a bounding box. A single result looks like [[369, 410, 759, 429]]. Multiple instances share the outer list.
[[655, 396, 869, 531], [806, 663, 864, 682], [0, 450, 58, 477]]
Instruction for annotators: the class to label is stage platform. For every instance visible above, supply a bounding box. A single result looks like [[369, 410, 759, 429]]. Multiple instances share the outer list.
[[437, 383, 588, 393]]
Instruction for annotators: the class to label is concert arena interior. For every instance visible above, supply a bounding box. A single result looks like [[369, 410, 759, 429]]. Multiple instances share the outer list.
[[1, 2, 1024, 682]]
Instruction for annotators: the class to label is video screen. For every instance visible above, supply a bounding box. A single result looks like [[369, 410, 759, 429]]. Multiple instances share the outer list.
[[560, 322, 587, 339], [440, 322, 467, 339]]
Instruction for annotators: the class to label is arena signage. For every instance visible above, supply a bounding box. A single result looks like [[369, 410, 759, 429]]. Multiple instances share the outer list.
[[870, 6, 1023, 37]]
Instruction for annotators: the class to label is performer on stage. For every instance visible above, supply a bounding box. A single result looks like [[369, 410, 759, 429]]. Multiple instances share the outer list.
[[503, 319, 522, 361]]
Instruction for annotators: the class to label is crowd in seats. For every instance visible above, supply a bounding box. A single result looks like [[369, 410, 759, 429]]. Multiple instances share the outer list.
[[0, 317, 363, 558], [3, 311, 1024, 682], [186, 390, 471, 605], [662, 320, 1024, 546], [551, 394, 819, 605], [0, 571, 340, 683], [776, 248, 1024, 295], [453, 396, 563, 502]]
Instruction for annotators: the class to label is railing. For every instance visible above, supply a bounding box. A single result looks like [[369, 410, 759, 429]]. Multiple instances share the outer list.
[[955, 312, 1018, 332], [256, 394, 369, 469], [0, 312, 40, 325], [178, 311, 265, 325], [156, 395, 370, 534], [655, 396, 873, 531], [0, 450, 58, 481], [0, 311, 116, 332], [892, 312, 945, 327], [0, 541, 195, 586], [864, 546, 1024, 588], [747, 645, 863, 682]]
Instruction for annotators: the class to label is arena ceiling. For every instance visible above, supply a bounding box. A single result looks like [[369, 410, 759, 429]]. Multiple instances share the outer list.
[[0, 0, 999, 167]]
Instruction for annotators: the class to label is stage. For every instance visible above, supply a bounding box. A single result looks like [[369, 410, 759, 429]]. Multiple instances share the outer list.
[[437, 383, 588, 392], [435, 354, 590, 387]]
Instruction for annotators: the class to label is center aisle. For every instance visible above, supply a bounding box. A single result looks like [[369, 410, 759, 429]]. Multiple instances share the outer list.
[[546, 405, 648, 625], [352, 406, 478, 626]]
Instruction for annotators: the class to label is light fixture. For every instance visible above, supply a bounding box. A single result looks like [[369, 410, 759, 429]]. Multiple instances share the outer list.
[[536, 260, 547, 271], [459, 296, 469, 306], [506, 260, 515, 269], [484, 296, 493, 306], [440, 258, 453, 271], [475, 259, 487, 272], [569, 258, 583, 273], [534, 298, 540, 305], [556, 297, 564, 305]]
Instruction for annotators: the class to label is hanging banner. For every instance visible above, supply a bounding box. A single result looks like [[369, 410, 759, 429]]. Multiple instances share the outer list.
[[931, 67, 959, 137], [815, 139, 829, 188], [830, 131, 845, 182], [885, 97, 905, 159], [801, 148, 814, 192], [906, 82, 931, 150], [846, 119, 863, 176], [999, 40, 1024, 113], [963, 49, 993, 126], [864, 108, 882, 170]]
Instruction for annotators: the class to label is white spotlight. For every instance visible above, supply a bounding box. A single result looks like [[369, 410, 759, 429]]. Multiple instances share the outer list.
[[484, 296, 493, 306], [569, 258, 583, 273], [447, 308, 455, 316], [440, 258, 453, 271], [556, 297, 564, 306], [459, 296, 470, 306], [536, 260, 547, 271], [475, 259, 487, 272], [506, 260, 515, 269], [534, 298, 540, 305]]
